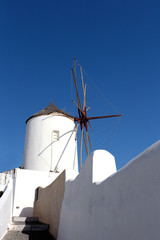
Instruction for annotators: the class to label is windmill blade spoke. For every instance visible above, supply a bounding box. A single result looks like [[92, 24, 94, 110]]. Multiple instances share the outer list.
[[87, 131, 93, 152], [74, 58, 82, 109], [80, 65, 86, 106], [88, 121, 93, 132], [80, 66, 85, 92], [83, 132, 88, 156], [80, 66, 87, 109], [71, 61, 82, 110], [86, 106, 90, 111], [86, 131, 89, 156], [83, 84, 87, 109], [72, 68, 81, 109], [75, 122, 80, 140], [87, 114, 123, 121], [80, 128, 83, 169], [72, 100, 84, 116], [74, 58, 77, 80]]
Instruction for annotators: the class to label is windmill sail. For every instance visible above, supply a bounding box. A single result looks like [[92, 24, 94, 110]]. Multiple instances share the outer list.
[[72, 59, 123, 168]]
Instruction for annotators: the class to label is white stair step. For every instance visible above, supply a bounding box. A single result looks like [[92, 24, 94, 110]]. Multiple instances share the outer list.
[[10, 224, 49, 232], [12, 216, 39, 225]]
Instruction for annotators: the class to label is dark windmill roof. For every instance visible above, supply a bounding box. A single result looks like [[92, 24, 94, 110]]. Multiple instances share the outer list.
[[26, 101, 74, 123]]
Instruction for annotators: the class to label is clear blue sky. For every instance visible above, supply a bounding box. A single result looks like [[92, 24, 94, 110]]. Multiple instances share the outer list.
[[0, 0, 160, 172]]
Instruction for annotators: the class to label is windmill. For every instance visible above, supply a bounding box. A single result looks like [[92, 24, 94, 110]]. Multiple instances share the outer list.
[[71, 59, 123, 169]]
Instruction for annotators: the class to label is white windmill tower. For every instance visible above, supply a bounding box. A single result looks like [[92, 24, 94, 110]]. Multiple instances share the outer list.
[[23, 101, 78, 173]]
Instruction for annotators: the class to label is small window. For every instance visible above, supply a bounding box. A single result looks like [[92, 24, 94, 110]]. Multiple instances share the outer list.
[[53, 130, 59, 141]]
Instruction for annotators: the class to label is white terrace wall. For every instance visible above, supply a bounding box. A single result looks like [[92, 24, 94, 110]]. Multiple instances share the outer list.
[[13, 169, 60, 217], [0, 179, 13, 239], [33, 169, 78, 240], [58, 141, 160, 240]]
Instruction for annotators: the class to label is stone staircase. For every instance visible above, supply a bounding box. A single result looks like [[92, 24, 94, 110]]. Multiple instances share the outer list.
[[2, 217, 55, 240]]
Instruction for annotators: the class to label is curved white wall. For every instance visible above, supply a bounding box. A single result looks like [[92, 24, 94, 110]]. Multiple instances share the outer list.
[[58, 141, 160, 240], [23, 115, 78, 172]]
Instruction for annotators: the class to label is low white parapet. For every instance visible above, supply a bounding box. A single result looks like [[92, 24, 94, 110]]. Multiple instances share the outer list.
[[33, 169, 78, 239], [58, 141, 160, 240], [0, 179, 13, 239]]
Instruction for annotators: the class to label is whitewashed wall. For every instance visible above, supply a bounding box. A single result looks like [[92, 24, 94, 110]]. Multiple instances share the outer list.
[[0, 179, 13, 239], [58, 141, 160, 240], [23, 115, 78, 172], [34, 169, 78, 239], [13, 168, 60, 217]]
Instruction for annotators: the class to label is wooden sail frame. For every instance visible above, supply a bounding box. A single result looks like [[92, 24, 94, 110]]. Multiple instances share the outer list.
[[72, 58, 123, 169]]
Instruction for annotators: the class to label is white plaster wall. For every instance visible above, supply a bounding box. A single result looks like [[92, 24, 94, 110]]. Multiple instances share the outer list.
[[23, 115, 78, 172], [0, 179, 13, 239], [92, 150, 117, 183], [58, 141, 160, 240], [13, 168, 61, 217], [33, 169, 78, 239]]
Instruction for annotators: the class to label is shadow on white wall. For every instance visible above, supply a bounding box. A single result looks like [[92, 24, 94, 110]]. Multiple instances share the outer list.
[[58, 141, 160, 240]]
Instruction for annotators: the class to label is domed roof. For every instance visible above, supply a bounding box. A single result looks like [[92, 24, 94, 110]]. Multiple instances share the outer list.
[[26, 101, 74, 123]]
